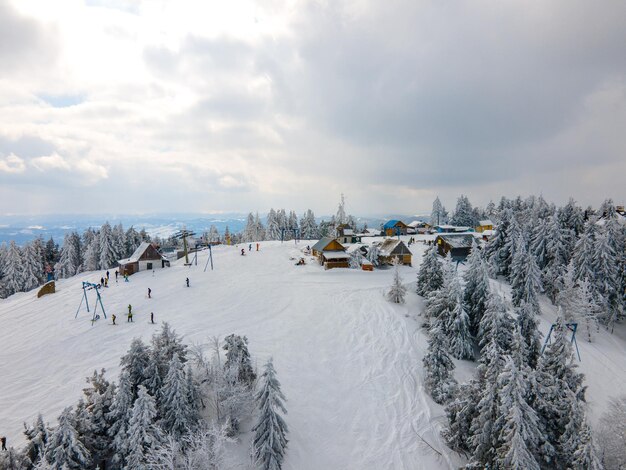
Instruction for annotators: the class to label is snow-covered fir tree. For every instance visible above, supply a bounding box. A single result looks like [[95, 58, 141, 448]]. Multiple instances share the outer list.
[[423, 322, 457, 404], [386, 262, 407, 304], [223, 334, 256, 387], [160, 352, 198, 438], [515, 301, 542, 368], [151, 322, 188, 381], [299, 209, 318, 240], [423, 252, 457, 330], [462, 239, 490, 335], [430, 196, 446, 226], [450, 194, 475, 227], [366, 244, 380, 267], [447, 287, 475, 361], [22, 241, 44, 291], [107, 371, 134, 468], [266, 209, 281, 240], [597, 395, 626, 469], [572, 220, 596, 283], [416, 244, 444, 297], [23, 413, 50, 467], [593, 228, 621, 330], [44, 407, 91, 469], [336, 193, 347, 226], [120, 338, 152, 399], [56, 232, 82, 279], [252, 358, 288, 470], [4, 240, 25, 295], [99, 222, 118, 269], [124, 386, 164, 470]]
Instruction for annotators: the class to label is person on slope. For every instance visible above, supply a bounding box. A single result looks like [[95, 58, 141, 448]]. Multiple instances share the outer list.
[[186, 277, 190, 287], [148, 288, 151, 299], [241, 248, 245, 256], [112, 314, 116, 325], [1, 436, 6, 451], [151, 312, 155, 324]]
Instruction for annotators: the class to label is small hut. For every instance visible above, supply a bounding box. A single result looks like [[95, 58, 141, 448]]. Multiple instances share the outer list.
[[476, 219, 494, 232], [311, 237, 349, 269], [435, 234, 474, 261], [118, 242, 170, 276], [377, 239, 412, 266], [336, 224, 361, 244]]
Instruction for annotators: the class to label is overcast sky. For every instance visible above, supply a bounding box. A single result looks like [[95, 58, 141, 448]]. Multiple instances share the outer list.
[[1, 0, 625, 216]]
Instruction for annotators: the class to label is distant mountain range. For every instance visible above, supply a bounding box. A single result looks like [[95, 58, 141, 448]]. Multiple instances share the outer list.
[[0, 213, 430, 245]]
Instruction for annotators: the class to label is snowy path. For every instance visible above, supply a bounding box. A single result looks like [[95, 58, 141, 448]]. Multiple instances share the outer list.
[[0, 240, 461, 469]]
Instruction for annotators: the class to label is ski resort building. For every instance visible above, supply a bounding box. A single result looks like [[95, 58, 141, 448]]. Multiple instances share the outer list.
[[377, 239, 412, 266], [117, 242, 170, 276], [383, 220, 408, 236], [434, 224, 473, 233], [435, 234, 474, 260], [476, 219, 494, 232], [311, 237, 350, 269], [336, 224, 361, 244], [407, 221, 431, 234]]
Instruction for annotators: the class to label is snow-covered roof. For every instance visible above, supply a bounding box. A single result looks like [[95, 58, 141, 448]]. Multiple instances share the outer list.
[[377, 239, 410, 256], [342, 228, 354, 235], [407, 220, 429, 228], [118, 242, 164, 264], [322, 251, 350, 260], [478, 219, 493, 226], [437, 234, 474, 249], [311, 237, 344, 252], [346, 244, 364, 253]]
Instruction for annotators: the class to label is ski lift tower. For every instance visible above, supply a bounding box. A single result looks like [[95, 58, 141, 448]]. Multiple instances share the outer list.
[[173, 228, 196, 266]]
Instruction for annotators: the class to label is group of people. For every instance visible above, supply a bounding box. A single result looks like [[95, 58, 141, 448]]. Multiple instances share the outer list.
[[241, 242, 261, 256], [111, 303, 155, 325]]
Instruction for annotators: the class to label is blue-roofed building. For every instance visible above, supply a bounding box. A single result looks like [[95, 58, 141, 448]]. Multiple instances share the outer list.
[[383, 220, 408, 236]]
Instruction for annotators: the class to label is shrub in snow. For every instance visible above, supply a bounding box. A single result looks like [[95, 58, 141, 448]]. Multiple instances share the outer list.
[[386, 263, 407, 304]]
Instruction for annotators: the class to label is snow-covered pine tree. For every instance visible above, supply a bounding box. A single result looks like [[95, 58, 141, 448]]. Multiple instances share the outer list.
[[124, 386, 164, 470], [336, 193, 347, 226], [22, 241, 44, 291], [386, 262, 407, 304], [430, 196, 444, 226], [4, 240, 25, 295], [484, 208, 512, 276], [597, 395, 626, 469], [462, 239, 490, 335], [44, 407, 91, 469], [160, 352, 197, 438], [125, 226, 142, 257], [423, 322, 457, 404], [107, 371, 134, 468], [534, 315, 586, 468], [416, 244, 443, 297], [223, 334, 256, 387], [366, 244, 380, 267], [299, 209, 318, 240], [266, 209, 280, 240], [593, 229, 621, 330], [515, 301, 542, 368], [151, 322, 188, 381], [570, 418, 603, 470], [477, 291, 514, 353], [252, 358, 288, 470], [82, 229, 100, 272], [443, 378, 480, 453], [56, 232, 82, 279], [99, 222, 117, 269], [530, 217, 550, 270], [447, 277, 474, 360], [256, 212, 266, 241], [243, 213, 256, 242], [120, 338, 152, 399], [572, 279, 600, 342], [450, 194, 475, 227], [23, 413, 50, 467], [494, 351, 542, 470], [572, 221, 596, 283], [76, 369, 115, 468]]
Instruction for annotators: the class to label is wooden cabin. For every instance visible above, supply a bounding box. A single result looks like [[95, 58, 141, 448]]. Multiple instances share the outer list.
[[336, 224, 361, 244], [383, 220, 409, 236], [118, 242, 170, 276], [435, 234, 474, 261], [476, 219, 494, 233], [377, 239, 412, 266], [311, 237, 349, 269]]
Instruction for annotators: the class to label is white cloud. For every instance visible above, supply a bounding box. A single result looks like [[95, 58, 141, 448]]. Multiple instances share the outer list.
[[0, 154, 26, 173]]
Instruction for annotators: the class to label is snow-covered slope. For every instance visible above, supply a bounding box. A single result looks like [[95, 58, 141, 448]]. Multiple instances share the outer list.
[[1, 238, 624, 469]]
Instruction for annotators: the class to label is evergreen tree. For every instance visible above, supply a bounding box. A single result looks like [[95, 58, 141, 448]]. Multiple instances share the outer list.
[[44, 407, 91, 470], [462, 239, 490, 335], [22, 241, 44, 291], [336, 193, 347, 225], [530, 217, 550, 270], [223, 334, 256, 386], [443, 379, 480, 453], [4, 240, 25, 295], [484, 208, 512, 276], [99, 222, 117, 269], [125, 227, 142, 257], [593, 229, 620, 330], [571, 418, 603, 470], [299, 209, 318, 240], [572, 221, 596, 283], [107, 372, 134, 468], [448, 293, 474, 360], [515, 301, 542, 368], [477, 291, 514, 353], [451, 194, 475, 227], [160, 353, 197, 438], [120, 338, 152, 399], [151, 322, 188, 381], [430, 196, 445, 226], [252, 359, 288, 470], [423, 323, 457, 404], [23, 414, 50, 467], [266, 209, 281, 240], [56, 233, 82, 279], [416, 245, 443, 297], [124, 386, 164, 470], [386, 263, 407, 304]]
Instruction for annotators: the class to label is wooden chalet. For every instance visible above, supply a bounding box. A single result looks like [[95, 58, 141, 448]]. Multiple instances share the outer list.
[[407, 220, 431, 234], [476, 219, 494, 233], [383, 220, 408, 236], [118, 242, 170, 276], [336, 224, 361, 244], [377, 239, 412, 266], [311, 237, 349, 269], [435, 234, 474, 261]]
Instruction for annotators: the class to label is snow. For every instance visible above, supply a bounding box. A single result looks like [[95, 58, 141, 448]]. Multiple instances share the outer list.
[[1, 237, 625, 469]]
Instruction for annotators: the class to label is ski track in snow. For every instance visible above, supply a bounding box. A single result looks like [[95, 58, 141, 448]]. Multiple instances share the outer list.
[[1, 238, 624, 468]]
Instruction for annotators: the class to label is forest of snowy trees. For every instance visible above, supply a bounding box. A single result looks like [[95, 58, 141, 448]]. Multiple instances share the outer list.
[[0, 324, 288, 470], [418, 195, 626, 469]]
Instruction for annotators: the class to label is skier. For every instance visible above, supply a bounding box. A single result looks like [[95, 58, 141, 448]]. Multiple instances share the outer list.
[[1, 436, 6, 451], [106, 270, 110, 280], [104, 278, 108, 288], [127, 311, 133, 323], [148, 288, 151, 299], [150, 312, 155, 324], [124, 274, 129, 282], [100, 277, 105, 287], [115, 270, 119, 281], [256, 243, 260, 251], [249, 243, 252, 251], [112, 314, 116, 325], [241, 248, 245, 256], [128, 304, 132, 315], [186, 277, 190, 287]]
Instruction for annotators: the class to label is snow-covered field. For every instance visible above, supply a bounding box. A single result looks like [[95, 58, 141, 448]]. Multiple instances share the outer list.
[[1, 237, 625, 469]]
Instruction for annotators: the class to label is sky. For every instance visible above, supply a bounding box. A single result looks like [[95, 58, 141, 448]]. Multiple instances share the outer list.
[[0, 0, 625, 217]]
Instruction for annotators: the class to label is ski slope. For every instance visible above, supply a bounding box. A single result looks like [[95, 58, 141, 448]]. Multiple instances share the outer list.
[[1, 238, 625, 469]]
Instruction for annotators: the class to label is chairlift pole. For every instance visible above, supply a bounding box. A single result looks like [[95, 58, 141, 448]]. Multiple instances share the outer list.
[[204, 245, 214, 272]]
